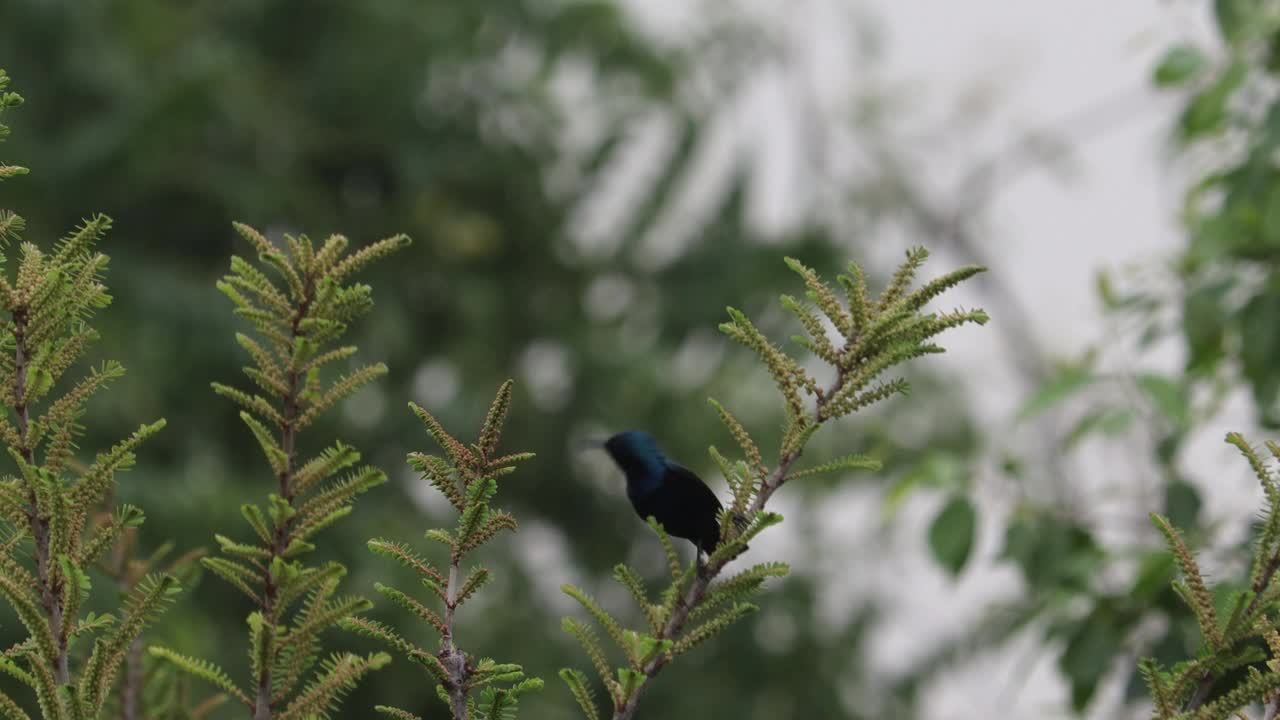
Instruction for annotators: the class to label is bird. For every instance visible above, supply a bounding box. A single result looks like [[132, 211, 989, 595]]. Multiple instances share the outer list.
[[601, 430, 723, 555]]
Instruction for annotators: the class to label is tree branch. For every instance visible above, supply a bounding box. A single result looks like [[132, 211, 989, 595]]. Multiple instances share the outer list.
[[13, 308, 70, 687], [1183, 552, 1280, 711], [252, 288, 312, 720], [441, 558, 469, 719], [611, 369, 845, 720]]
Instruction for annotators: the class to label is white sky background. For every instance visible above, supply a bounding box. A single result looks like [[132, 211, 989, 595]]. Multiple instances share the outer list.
[[588, 1, 1256, 718]]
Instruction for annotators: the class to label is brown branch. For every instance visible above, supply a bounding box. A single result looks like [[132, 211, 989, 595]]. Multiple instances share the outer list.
[[14, 308, 71, 686], [252, 288, 312, 720], [440, 559, 469, 719], [1183, 552, 1280, 711], [120, 637, 143, 720], [612, 369, 846, 720], [439, 464, 477, 719]]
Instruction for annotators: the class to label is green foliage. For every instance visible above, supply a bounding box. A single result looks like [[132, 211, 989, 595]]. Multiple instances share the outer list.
[[927, 495, 976, 576], [1146, 1, 1280, 427], [1154, 46, 1208, 87], [0, 69, 26, 184], [93, 527, 221, 720], [0, 68, 178, 720], [347, 381, 541, 719], [996, 273, 1219, 713], [1007, 13, 1280, 715], [0, 4, 934, 716], [558, 250, 986, 718], [151, 225, 407, 718], [1138, 432, 1280, 718]]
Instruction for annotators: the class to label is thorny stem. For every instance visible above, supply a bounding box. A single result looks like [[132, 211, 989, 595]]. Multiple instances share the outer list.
[[252, 288, 312, 720], [1183, 553, 1280, 711], [105, 519, 144, 720], [120, 637, 143, 720], [13, 308, 71, 686], [612, 367, 848, 720], [441, 556, 469, 719]]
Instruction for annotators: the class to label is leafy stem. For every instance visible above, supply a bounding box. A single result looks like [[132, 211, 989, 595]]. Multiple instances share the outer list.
[[441, 560, 467, 719], [1143, 433, 1280, 718], [252, 282, 312, 720], [350, 382, 542, 720], [13, 303, 69, 688], [152, 225, 407, 720], [614, 347, 853, 719], [562, 248, 988, 720]]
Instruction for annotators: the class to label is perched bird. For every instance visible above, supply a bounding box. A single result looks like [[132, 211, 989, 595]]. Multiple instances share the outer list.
[[601, 430, 723, 555]]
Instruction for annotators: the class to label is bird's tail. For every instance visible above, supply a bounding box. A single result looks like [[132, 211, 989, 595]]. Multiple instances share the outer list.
[[700, 533, 719, 555]]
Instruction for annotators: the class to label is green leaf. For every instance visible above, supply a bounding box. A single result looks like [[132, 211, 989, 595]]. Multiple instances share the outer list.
[[1059, 607, 1123, 711], [23, 366, 51, 400], [374, 706, 423, 720], [558, 668, 600, 720], [1154, 45, 1207, 87], [928, 495, 976, 576], [1183, 281, 1229, 374], [1137, 374, 1189, 429], [1017, 363, 1094, 420], [1130, 551, 1175, 602], [1180, 60, 1246, 139], [616, 667, 645, 696], [1214, 0, 1255, 42], [1063, 408, 1133, 449], [787, 453, 881, 481], [148, 647, 251, 706], [1164, 480, 1201, 533], [883, 453, 967, 516], [1002, 514, 1102, 593], [1241, 292, 1280, 422]]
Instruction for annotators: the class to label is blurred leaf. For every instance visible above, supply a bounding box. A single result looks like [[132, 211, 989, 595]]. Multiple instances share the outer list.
[[1179, 60, 1246, 140], [1064, 408, 1132, 449], [1154, 46, 1207, 87], [1183, 281, 1229, 373], [1130, 551, 1175, 603], [928, 495, 976, 576], [1002, 513, 1102, 595], [1095, 269, 1117, 309], [1214, 0, 1257, 43], [1060, 606, 1123, 711], [1137, 374, 1189, 429], [883, 452, 967, 516], [1268, 28, 1280, 71], [1018, 363, 1095, 421], [1240, 291, 1280, 421], [1165, 480, 1201, 531]]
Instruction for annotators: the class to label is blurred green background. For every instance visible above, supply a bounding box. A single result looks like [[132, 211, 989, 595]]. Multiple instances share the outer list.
[[11, 2, 1271, 718], [1, 2, 988, 718]]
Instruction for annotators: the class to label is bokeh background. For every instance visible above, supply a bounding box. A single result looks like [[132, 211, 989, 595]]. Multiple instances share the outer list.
[[2, 1, 1272, 718]]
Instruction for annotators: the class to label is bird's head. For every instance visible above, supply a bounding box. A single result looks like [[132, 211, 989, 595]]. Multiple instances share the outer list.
[[602, 430, 666, 478]]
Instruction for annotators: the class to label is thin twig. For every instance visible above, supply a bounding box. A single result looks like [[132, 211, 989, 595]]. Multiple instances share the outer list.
[[612, 368, 846, 720], [14, 307, 70, 686], [441, 557, 469, 719], [252, 287, 312, 720], [120, 637, 143, 720], [1184, 554, 1280, 711]]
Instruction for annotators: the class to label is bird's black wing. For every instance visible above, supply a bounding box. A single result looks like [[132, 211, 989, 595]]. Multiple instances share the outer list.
[[664, 463, 723, 553], [665, 461, 727, 507]]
